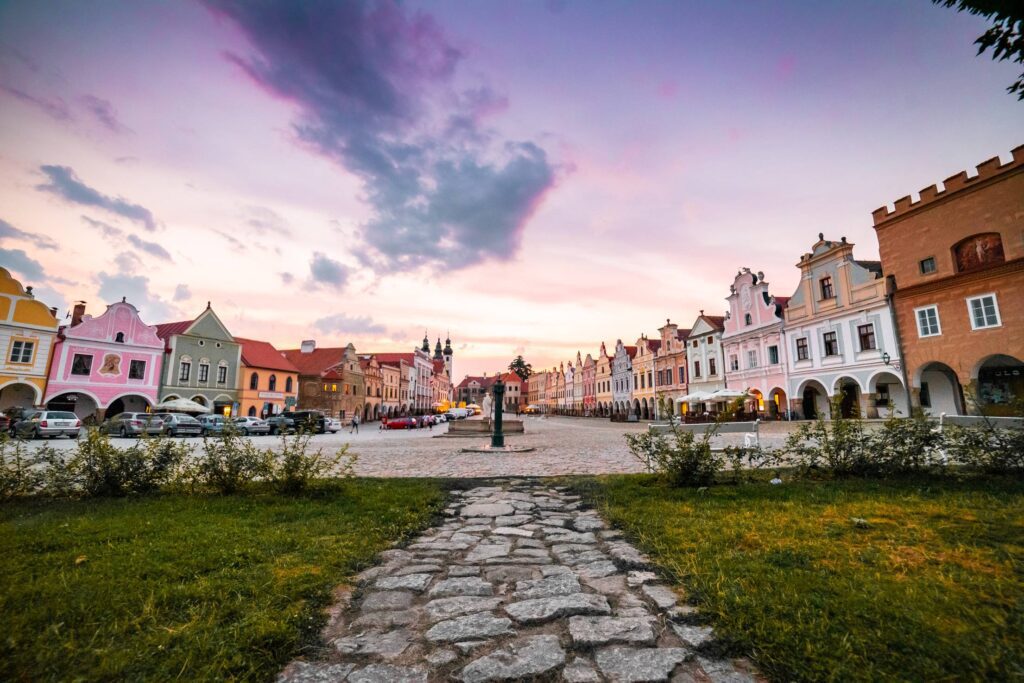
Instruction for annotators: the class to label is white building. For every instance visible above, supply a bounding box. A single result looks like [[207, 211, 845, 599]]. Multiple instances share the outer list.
[[611, 339, 637, 417], [682, 312, 727, 413], [784, 235, 908, 419]]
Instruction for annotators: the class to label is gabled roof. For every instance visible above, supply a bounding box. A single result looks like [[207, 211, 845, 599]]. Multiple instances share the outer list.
[[236, 337, 299, 373], [457, 375, 497, 390], [687, 315, 725, 336], [154, 320, 192, 340], [371, 352, 416, 365], [432, 359, 446, 375], [854, 260, 883, 278], [280, 347, 347, 376], [625, 345, 638, 359], [676, 328, 692, 340], [647, 339, 662, 352]]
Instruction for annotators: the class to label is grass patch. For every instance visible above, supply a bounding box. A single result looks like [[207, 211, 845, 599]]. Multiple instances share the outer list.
[[570, 474, 1024, 682], [0, 479, 446, 682]]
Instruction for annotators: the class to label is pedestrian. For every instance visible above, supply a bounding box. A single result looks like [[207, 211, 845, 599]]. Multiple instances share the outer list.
[[350, 413, 360, 433]]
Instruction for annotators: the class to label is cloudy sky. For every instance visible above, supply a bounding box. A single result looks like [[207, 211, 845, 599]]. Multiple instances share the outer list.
[[0, 0, 1019, 378]]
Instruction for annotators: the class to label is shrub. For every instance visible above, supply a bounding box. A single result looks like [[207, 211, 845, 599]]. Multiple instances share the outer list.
[[867, 411, 946, 474], [784, 395, 875, 477], [944, 418, 1024, 474], [265, 431, 357, 494], [195, 426, 268, 494], [0, 434, 42, 499], [626, 399, 743, 487], [70, 429, 192, 497]]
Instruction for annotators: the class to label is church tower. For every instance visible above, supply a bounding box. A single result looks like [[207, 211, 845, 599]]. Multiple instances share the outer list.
[[443, 332, 453, 378], [434, 337, 443, 360], [421, 331, 430, 354]]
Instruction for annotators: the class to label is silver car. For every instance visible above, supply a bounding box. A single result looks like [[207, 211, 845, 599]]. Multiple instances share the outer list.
[[233, 416, 270, 435], [103, 412, 164, 438], [14, 410, 81, 439], [155, 413, 203, 437]]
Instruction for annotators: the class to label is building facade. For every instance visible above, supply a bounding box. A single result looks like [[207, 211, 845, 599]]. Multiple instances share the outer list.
[[683, 313, 727, 413], [236, 337, 299, 418], [595, 343, 613, 416], [283, 342, 365, 420], [873, 146, 1024, 416], [784, 235, 907, 419], [630, 335, 660, 419], [45, 300, 163, 420], [721, 269, 790, 418], [653, 320, 689, 419], [360, 355, 383, 421], [0, 269, 59, 410], [582, 353, 596, 416], [380, 360, 402, 417], [572, 353, 584, 415], [156, 305, 241, 415], [611, 340, 637, 417]]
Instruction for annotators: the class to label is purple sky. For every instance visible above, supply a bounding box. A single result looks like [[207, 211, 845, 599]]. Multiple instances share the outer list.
[[0, 0, 1020, 378]]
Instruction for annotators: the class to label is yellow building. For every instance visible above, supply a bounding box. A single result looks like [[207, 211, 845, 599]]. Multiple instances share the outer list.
[[0, 268, 60, 409], [235, 337, 299, 418]]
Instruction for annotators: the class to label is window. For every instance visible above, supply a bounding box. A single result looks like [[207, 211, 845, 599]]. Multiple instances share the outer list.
[[919, 257, 936, 274], [71, 353, 93, 376], [693, 361, 701, 378], [747, 350, 758, 368], [875, 384, 891, 407], [730, 355, 739, 372], [823, 331, 839, 356], [114, 332, 125, 343], [857, 324, 877, 351], [744, 313, 752, 326], [706, 336, 713, 344], [768, 345, 779, 364], [679, 365, 686, 384], [129, 359, 146, 380], [820, 276, 834, 300], [796, 338, 809, 361], [647, 371, 652, 388], [285, 377, 293, 392], [709, 358, 717, 376], [967, 294, 1001, 329], [692, 340, 698, 348], [217, 365, 227, 384], [268, 374, 277, 391], [198, 363, 210, 382], [249, 372, 259, 390], [9, 340, 34, 364], [179, 361, 191, 382], [665, 368, 672, 385]]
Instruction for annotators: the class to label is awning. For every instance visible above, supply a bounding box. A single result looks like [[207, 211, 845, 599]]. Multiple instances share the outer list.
[[676, 391, 712, 403], [706, 389, 752, 400], [155, 397, 212, 413]]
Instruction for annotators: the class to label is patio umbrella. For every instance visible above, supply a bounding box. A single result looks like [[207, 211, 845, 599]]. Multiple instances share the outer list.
[[706, 388, 751, 400], [677, 391, 712, 403], [155, 397, 212, 413]]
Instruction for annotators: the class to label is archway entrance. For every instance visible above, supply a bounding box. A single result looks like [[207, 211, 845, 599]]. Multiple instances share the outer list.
[[869, 371, 907, 417], [768, 388, 787, 419], [0, 382, 38, 411], [800, 380, 828, 420], [107, 394, 151, 417], [46, 392, 99, 420], [836, 378, 861, 419], [917, 362, 963, 416], [976, 354, 1024, 416]]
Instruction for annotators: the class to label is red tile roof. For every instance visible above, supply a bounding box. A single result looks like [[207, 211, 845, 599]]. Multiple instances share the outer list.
[[433, 359, 446, 375], [676, 328, 692, 340], [647, 339, 662, 352], [280, 347, 347, 376], [773, 296, 791, 313], [236, 337, 299, 373], [457, 375, 497, 390], [154, 319, 193, 340], [625, 345, 638, 359], [370, 352, 416, 366]]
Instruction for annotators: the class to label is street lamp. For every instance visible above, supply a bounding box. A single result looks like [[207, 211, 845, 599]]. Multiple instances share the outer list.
[[882, 352, 891, 366]]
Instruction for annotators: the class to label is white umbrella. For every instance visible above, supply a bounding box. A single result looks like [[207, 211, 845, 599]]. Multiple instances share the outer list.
[[677, 391, 712, 403], [706, 389, 751, 400], [155, 397, 212, 413]]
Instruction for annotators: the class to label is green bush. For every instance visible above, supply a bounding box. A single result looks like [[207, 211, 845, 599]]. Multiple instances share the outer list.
[[70, 429, 192, 497], [0, 435, 42, 499], [265, 431, 356, 494], [867, 411, 946, 474], [195, 426, 268, 494], [945, 421, 1024, 474], [784, 395, 875, 477]]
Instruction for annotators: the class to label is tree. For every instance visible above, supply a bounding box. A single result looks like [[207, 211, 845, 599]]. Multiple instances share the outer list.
[[933, 0, 1024, 99], [508, 356, 533, 382]]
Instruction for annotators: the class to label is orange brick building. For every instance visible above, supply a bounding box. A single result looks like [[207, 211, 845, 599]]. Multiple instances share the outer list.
[[872, 145, 1024, 416]]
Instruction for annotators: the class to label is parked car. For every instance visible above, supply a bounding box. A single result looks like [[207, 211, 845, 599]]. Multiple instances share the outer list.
[[2, 407, 35, 434], [384, 416, 418, 430], [265, 414, 296, 435], [281, 410, 327, 434], [325, 417, 342, 433], [12, 410, 81, 439], [198, 414, 228, 436], [434, 413, 448, 423], [154, 412, 203, 437], [234, 416, 270, 435], [447, 408, 470, 420], [102, 412, 164, 438]]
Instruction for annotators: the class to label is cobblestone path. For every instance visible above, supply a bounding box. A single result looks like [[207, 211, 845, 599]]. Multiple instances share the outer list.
[[278, 481, 762, 682]]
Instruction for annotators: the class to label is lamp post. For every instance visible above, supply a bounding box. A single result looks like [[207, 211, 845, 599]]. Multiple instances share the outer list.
[[491, 379, 505, 448]]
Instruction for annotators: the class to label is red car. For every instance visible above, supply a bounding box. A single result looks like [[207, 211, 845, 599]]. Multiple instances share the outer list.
[[383, 417, 419, 430]]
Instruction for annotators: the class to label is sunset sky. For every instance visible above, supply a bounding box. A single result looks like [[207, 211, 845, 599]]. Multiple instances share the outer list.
[[0, 0, 1020, 378]]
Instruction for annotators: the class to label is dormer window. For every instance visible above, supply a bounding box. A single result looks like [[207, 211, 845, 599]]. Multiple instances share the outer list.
[[114, 332, 125, 343], [820, 276, 834, 300]]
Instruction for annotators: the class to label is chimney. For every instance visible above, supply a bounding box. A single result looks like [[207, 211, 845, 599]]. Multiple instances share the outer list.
[[71, 302, 87, 327], [300, 339, 316, 354]]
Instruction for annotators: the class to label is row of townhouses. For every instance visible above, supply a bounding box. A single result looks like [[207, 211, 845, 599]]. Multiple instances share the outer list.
[[0, 281, 454, 422], [526, 146, 1023, 420]]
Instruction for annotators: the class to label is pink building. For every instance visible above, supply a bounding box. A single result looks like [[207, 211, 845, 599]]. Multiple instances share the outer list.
[[44, 300, 164, 420], [721, 268, 790, 419]]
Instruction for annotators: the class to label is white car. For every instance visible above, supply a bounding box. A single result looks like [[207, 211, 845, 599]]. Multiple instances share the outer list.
[[233, 416, 270, 435], [434, 413, 448, 423], [325, 417, 342, 433]]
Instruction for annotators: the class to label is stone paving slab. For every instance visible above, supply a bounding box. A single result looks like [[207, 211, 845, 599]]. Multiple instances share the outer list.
[[277, 480, 765, 683]]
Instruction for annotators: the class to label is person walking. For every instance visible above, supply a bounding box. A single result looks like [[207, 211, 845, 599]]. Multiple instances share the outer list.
[[350, 413, 360, 434]]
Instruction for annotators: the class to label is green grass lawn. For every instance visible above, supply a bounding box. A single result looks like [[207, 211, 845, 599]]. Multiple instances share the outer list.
[[0, 479, 446, 682], [571, 474, 1024, 683]]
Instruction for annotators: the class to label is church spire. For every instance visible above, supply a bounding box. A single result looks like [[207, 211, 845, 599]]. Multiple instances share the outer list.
[[421, 330, 429, 353]]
